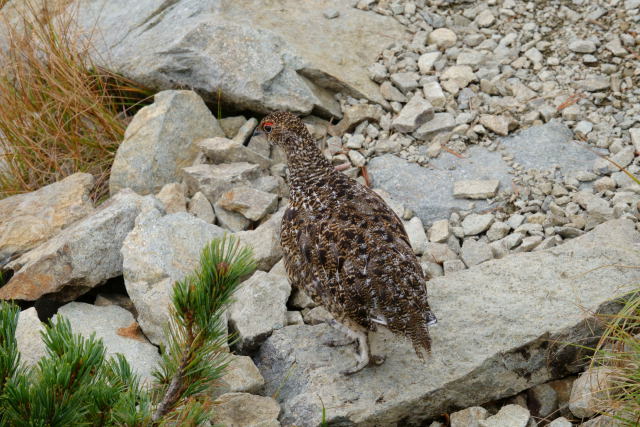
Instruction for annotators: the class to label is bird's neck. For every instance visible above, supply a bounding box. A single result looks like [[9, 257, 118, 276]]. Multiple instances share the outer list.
[[284, 143, 336, 198]]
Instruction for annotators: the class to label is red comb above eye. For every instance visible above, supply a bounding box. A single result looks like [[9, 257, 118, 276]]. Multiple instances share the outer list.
[[263, 121, 273, 127]]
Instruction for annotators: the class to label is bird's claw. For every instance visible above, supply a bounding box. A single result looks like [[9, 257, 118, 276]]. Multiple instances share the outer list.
[[323, 335, 356, 347]]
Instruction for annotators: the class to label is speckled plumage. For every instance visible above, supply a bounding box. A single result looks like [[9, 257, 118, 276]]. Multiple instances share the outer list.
[[257, 111, 436, 373]]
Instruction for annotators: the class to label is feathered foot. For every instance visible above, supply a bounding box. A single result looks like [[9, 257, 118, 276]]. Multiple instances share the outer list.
[[326, 319, 385, 375]]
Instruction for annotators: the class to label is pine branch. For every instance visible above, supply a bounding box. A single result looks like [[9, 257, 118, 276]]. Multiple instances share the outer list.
[[151, 235, 255, 423]]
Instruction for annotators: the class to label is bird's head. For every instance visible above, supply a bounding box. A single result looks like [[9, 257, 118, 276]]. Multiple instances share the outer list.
[[254, 111, 311, 149]]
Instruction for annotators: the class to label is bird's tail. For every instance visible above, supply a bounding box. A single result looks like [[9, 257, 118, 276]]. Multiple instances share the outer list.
[[408, 309, 436, 361]]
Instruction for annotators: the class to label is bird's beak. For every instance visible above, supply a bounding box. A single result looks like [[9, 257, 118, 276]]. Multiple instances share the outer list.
[[252, 127, 264, 137]]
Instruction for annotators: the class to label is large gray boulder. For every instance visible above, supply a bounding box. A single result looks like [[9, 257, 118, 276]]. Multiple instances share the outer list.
[[1, 0, 406, 116], [0, 173, 94, 266], [369, 122, 596, 225], [109, 90, 224, 196], [121, 210, 225, 346], [1, 190, 160, 302], [256, 219, 640, 425], [56, 302, 161, 383]]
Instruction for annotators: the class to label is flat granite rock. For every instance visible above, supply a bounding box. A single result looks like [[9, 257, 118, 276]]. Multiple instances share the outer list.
[[255, 219, 640, 426], [369, 122, 596, 226]]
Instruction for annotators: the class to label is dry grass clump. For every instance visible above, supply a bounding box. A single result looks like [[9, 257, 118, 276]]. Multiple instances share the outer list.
[[0, 2, 149, 201], [590, 290, 640, 425]]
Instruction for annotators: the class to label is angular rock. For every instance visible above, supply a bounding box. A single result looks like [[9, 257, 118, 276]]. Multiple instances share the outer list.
[[450, 406, 488, 427], [423, 242, 458, 264], [404, 216, 428, 254], [235, 208, 284, 271], [198, 137, 271, 170], [428, 219, 450, 243], [187, 191, 216, 223], [211, 393, 280, 427], [214, 202, 252, 232], [0, 173, 94, 266], [487, 222, 511, 242], [578, 77, 610, 92], [423, 81, 447, 108], [330, 104, 383, 136], [414, 112, 456, 139], [479, 404, 530, 427], [218, 186, 278, 222], [441, 65, 476, 88], [121, 210, 225, 345], [233, 117, 258, 145], [219, 116, 248, 139], [460, 239, 493, 266], [155, 182, 187, 213], [228, 270, 291, 354], [256, 219, 640, 425], [213, 354, 265, 397], [569, 367, 611, 418], [569, 39, 597, 53], [428, 28, 457, 49], [454, 180, 500, 199], [390, 72, 420, 94], [15, 307, 46, 367], [109, 90, 224, 196], [480, 114, 514, 136], [2, 190, 159, 302], [443, 259, 466, 274], [380, 81, 407, 102], [527, 383, 558, 418], [462, 213, 494, 236], [418, 51, 442, 74], [392, 95, 434, 133], [56, 302, 161, 383], [183, 163, 261, 203], [548, 418, 572, 427]]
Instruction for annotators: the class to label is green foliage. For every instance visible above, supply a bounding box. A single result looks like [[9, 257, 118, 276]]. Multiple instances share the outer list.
[[590, 289, 640, 426], [0, 236, 255, 426]]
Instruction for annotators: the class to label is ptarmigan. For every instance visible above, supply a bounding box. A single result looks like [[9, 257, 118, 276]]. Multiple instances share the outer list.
[[255, 111, 437, 374]]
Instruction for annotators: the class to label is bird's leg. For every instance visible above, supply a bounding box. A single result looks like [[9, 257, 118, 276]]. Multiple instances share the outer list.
[[323, 318, 357, 346], [324, 319, 369, 375]]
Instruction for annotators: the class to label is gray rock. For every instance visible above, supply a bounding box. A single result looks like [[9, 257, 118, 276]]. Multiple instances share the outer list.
[[441, 65, 477, 88], [286, 311, 304, 325], [454, 180, 500, 199], [156, 183, 187, 214], [428, 219, 450, 243], [593, 146, 635, 175], [229, 270, 291, 354], [479, 404, 530, 427], [392, 95, 434, 132], [487, 222, 510, 242], [548, 418, 572, 427], [214, 202, 251, 232], [390, 72, 420, 94], [380, 81, 408, 103], [255, 219, 640, 425], [630, 128, 640, 153], [569, 39, 597, 53], [404, 216, 428, 254], [330, 104, 383, 136], [43, 1, 408, 116], [480, 114, 515, 136], [414, 112, 456, 139], [188, 191, 216, 223], [517, 235, 544, 252], [121, 210, 225, 346], [569, 367, 611, 418], [211, 392, 280, 427], [462, 213, 494, 236], [232, 117, 258, 145], [418, 52, 442, 74], [423, 81, 447, 108], [15, 307, 46, 367], [218, 186, 278, 222], [443, 259, 467, 274], [56, 302, 161, 383], [213, 354, 265, 397], [235, 208, 284, 271], [460, 239, 493, 266], [2, 190, 159, 302], [527, 383, 558, 418], [183, 163, 262, 203], [109, 91, 224, 196], [0, 173, 94, 266], [219, 116, 247, 139], [450, 406, 489, 427], [423, 242, 459, 264], [428, 28, 457, 48], [198, 137, 271, 170], [578, 77, 610, 92]]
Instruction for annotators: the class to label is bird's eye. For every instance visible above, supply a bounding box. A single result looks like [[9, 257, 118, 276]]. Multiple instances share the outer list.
[[263, 122, 273, 133]]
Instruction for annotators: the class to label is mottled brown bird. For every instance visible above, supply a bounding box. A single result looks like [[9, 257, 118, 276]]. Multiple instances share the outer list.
[[256, 111, 437, 374]]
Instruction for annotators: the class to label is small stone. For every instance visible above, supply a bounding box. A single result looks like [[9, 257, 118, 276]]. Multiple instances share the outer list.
[[593, 176, 616, 192], [323, 8, 339, 19], [605, 37, 627, 57], [214, 202, 251, 232], [441, 65, 476, 88], [569, 367, 611, 418], [575, 121, 593, 135], [548, 417, 572, 427], [303, 306, 334, 325], [290, 288, 316, 309], [286, 311, 304, 325], [479, 404, 530, 427], [404, 216, 428, 254], [423, 242, 458, 264], [569, 39, 597, 53], [218, 186, 278, 222], [450, 406, 489, 427], [235, 208, 284, 271], [506, 214, 525, 229], [475, 9, 495, 27], [188, 191, 216, 223], [414, 113, 456, 139], [527, 383, 558, 418], [219, 116, 247, 139], [348, 150, 366, 167], [462, 213, 494, 236], [156, 182, 187, 214], [232, 117, 258, 145], [423, 81, 447, 108], [183, 163, 261, 204], [443, 259, 466, 274], [486, 221, 510, 242], [630, 128, 640, 153], [418, 51, 442, 74], [345, 134, 365, 150], [524, 47, 543, 64], [453, 180, 500, 199], [214, 355, 265, 397], [380, 81, 407, 102], [428, 219, 450, 243], [460, 239, 493, 266], [392, 95, 434, 133], [428, 28, 457, 49], [390, 72, 420, 94], [198, 137, 271, 170], [579, 77, 610, 92], [15, 308, 46, 367], [329, 104, 383, 136], [480, 115, 515, 136], [368, 63, 387, 83]]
